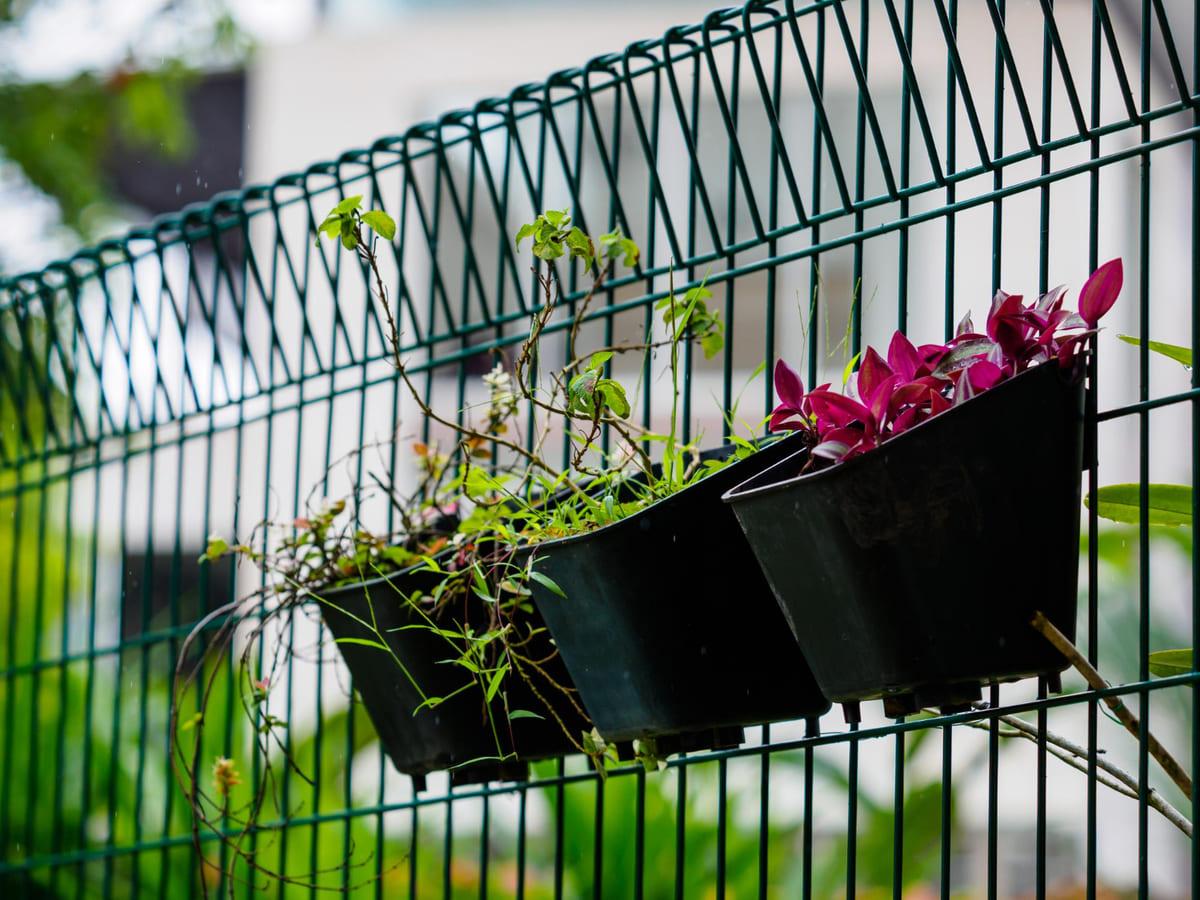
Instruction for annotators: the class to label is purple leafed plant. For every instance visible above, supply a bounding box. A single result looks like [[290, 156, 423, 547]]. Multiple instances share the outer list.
[[769, 259, 1122, 463]]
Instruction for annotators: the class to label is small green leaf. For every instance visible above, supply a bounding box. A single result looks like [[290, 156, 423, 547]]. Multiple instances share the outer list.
[[180, 712, 203, 732], [1148, 649, 1193, 677], [581, 726, 607, 756], [508, 709, 545, 721], [485, 664, 509, 703], [587, 350, 613, 371], [1118, 335, 1192, 368], [200, 535, 229, 562], [318, 216, 342, 238], [1086, 483, 1193, 526], [450, 657, 481, 674], [565, 226, 595, 268], [842, 351, 863, 387], [332, 194, 363, 216], [543, 209, 569, 226], [470, 585, 496, 604], [567, 371, 598, 415], [533, 240, 565, 261], [598, 230, 640, 267], [361, 209, 396, 241], [470, 563, 495, 603], [528, 570, 567, 599], [463, 467, 509, 500], [597, 380, 630, 418], [340, 232, 358, 250], [602, 493, 616, 524], [514, 223, 536, 248], [700, 330, 724, 360], [334, 637, 389, 651]]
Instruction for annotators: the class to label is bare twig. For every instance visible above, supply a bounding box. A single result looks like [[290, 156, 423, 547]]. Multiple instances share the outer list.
[[567, 261, 605, 359], [518, 265, 655, 477], [1031, 610, 1193, 801], [356, 233, 589, 496], [962, 709, 1192, 838]]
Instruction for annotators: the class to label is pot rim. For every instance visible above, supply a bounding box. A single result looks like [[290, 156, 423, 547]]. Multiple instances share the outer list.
[[316, 560, 441, 601], [525, 432, 804, 555], [313, 437, 800, 591], [721, 359, 1083, 506]]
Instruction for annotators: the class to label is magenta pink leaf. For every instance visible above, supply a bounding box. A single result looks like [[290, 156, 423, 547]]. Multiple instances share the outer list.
[[812, 440, 851, 461], [868, 373, 902, 427], [917, 343, 951, 374], [1037, 284, 1067, 313], [892, 406, 923, 434], [935, 338, 993, 376], [1078, 258, 1122, 327], [856, 347, 894, 406], [986, 291, 1015, 341], [773, 359, 806, 409], [1020, 308, 1051, 331], [953, 370, 977, 406], [987, 291, 1024, 329], [889, 381, 932, 408], [988, 293, 1033, 359], [768, 407, 808, 433], [777, 263, 1119, 468], [955, 310, 975, 337], [808, 391, 872, 431], [1056, 332, 1093, 368], [1059, 311, 1088, 331], [967, 359, 1004, 392], [887, 331, 921, 381]]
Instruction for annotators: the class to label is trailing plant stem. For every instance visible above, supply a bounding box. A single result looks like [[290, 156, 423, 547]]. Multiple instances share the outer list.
[[1031, 610, 1194, 800], [962, 710, 1192, 838]]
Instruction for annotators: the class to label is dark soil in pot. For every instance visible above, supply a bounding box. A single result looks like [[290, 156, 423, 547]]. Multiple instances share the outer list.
[[525, 433, 830, 749], [722, 362, 1086, 717], [320, 565, 587, 790]]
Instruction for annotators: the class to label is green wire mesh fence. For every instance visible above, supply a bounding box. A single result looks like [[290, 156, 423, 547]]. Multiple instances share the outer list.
[[1, 0, 1198, 895]]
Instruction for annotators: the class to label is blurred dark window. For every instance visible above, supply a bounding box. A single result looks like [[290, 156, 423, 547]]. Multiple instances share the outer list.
[[122, 548, 233, 640], [106, 69, 245, 219]]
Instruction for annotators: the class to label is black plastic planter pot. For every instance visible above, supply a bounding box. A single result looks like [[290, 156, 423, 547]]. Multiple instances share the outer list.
[[722, 362, 1086, 718], [320, 567, 586, 790], [526, 434, 830, 751]]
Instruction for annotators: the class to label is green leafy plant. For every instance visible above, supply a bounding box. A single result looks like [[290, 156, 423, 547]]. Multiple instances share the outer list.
[[175, 198, 764, 891], [1086, 478, 1195, 690], [657, 284, 725, 360], [315, 194, 396, 249], [1149, 649, 1193, 678], [1086, 483, 1193, 527], [514, 209, 638, 272], [1118, 334, 1192, 368], [1090, 333, 1196, 683], [566, 351, 630, 421], [1059, 328, 1198, 831]]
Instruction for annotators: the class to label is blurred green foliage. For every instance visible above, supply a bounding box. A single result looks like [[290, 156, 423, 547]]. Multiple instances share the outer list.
[[0, 68, 193, 233], [0, 0, 247, 247]]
